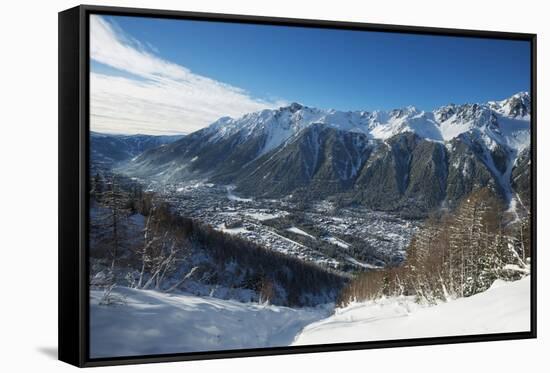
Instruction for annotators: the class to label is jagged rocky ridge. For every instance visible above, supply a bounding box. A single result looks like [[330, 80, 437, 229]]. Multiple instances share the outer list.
[[121, 93, 531, 215]]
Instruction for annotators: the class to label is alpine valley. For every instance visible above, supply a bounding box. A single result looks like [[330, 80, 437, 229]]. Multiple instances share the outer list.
[[121, 92, 531, 215]]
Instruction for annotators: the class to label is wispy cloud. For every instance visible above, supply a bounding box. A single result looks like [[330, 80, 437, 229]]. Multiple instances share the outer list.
[[90, 15, 286, 135]]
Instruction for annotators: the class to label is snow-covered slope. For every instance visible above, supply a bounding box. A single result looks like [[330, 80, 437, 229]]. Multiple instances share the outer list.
[[90, 287, 330, 358], [90, 277, 529, 357], [293, 276, 530, 345]]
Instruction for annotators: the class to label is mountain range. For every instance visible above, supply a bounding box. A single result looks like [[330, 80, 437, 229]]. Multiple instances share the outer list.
[[90, 131, 185, 169], [117, 92, 531, 215]]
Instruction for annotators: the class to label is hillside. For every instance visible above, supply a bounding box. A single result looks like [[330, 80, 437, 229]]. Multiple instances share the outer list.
[[293, 276, 530, 345], [90, 286, 330, 358]]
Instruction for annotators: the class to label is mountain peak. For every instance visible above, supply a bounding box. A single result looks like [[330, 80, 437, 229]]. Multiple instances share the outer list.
[[490, 91, 531, 118], [405, 105, 420, 113], [511, 91, 530, 99], [285, 102, 304, 113]]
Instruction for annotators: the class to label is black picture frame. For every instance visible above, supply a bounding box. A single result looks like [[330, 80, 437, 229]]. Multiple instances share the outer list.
[[59, 4, 537, 368]]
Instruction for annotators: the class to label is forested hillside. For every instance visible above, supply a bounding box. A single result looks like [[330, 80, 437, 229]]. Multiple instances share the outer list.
[[338, 188, 530, 305], [89, 173, 345, 307]]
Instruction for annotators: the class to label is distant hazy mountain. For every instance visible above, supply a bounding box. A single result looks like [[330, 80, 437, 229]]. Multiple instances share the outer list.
[[121, 93, 531, 214], [90, 131, 185, 169]]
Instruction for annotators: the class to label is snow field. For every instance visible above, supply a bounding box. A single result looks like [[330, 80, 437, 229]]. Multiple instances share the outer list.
[[90, 277, 530, 357], [90, 287, 331, 358], [293, 276, 530, 345]]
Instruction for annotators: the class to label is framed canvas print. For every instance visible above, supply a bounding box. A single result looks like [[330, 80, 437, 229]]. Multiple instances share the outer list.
[[58, 5, 537, 367]]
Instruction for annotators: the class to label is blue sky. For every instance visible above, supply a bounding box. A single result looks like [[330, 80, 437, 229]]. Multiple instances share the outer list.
[[90, 14, 530, 135]]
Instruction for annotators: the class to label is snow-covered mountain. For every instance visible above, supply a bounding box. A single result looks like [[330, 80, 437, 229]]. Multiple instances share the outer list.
[[201, 91, 530, 154], [121, 93, 531, 214]]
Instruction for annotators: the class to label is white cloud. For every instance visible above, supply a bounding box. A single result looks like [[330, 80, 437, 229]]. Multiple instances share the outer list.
[[90, 15, 286, 135]]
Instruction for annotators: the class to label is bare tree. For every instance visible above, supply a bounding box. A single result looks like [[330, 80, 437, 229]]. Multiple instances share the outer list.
[[134, 202, 193, 291], [101, 175, 131, 270]]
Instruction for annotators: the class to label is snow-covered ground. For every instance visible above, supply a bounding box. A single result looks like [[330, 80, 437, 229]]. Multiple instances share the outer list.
[[90, 287, 330, 358], [90, 277, 529, 358], [323, 236, 351, 249], [245, 211, 288, 221], [287, 226, 316, 239], [216, 223, 249, 235], [344, 255, 380, 269], [293, 276, 530, 345]]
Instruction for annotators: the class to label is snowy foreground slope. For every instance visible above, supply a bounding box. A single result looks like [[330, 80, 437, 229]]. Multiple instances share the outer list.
[[293, 276, 530, 345], [90, 287, 330, 358], [90, 277, 529, 358]]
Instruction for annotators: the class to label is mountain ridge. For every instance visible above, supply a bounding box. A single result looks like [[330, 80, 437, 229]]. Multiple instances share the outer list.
[[196, 91, 530, 155]]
